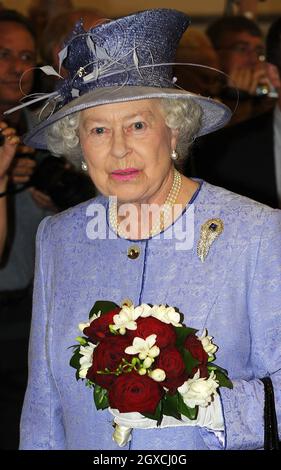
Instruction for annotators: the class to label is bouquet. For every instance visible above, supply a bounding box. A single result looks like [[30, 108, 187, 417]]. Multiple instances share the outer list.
[[70, 300, 232, 446]]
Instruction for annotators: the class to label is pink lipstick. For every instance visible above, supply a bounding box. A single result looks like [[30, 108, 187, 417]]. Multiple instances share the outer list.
[[111, 168, 140, 181]]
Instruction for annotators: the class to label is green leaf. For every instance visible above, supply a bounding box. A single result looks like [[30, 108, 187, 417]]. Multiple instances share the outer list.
[[207, 362, 229, 376], [89, 300, 119, 319], [175, 327, 198, 349], [207, 363, 233, 389], [211, 369, 233, 389], [75, 336, 88, 345], [94, 385, 109, 410], [142, 400, 163, 424], [180, 348, 200, 375], [162, 393, 181, 420], [69, 348, 82, 370], [178, 393, 198, 420]]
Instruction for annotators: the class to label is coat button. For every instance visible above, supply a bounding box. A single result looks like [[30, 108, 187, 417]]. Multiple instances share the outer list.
[[127, 245, 140, 259]]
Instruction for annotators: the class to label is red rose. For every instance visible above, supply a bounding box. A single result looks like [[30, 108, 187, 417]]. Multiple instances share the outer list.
[[84, 308, 121, 342], [155, 346, 187, 392], [87, 336, 131, 389], [128, 317, 176, 349], [184, 334, 208, 364], [109, 372, 163, 414]]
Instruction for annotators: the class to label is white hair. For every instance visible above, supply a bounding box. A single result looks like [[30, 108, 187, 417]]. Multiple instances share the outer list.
[[160, 98, 203, 164], [47, 113, 81, 167], [46, 97, 203, 167]]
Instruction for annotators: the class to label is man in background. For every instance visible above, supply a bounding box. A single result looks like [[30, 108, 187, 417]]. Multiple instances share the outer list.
[[189, 17, 281, 208], [207, 15, 276, 124]]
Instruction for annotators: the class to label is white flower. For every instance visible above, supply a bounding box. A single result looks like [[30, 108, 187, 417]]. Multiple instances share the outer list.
[[178, 370, 219, 408], [111, 305, 141, 335], [149, 368, 166, 382], [198, 329, 218, 356], [143, 357, 154, 368], [125, 335, 160, 360], [150, 305, 182, 327], [137, 303, 153, 317], [78, 310, 102, 332], [78, 342, 96, 378]]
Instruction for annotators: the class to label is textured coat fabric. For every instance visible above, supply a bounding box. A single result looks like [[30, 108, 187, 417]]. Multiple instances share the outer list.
[[20, 181, 281, 450]]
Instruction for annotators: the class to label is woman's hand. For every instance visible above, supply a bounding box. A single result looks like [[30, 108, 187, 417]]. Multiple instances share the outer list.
[[9, 144, 36, 185], [0, 121, 20, 191], [228, 62, 275, 96], [227, 60, 280, 97], [0, 120, 20, 258]]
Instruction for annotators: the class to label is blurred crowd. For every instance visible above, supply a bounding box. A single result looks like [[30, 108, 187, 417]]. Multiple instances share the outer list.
[[0, 0, 280, 449]]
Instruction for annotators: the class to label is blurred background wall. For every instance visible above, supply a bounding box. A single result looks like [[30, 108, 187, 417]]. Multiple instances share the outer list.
[[0, 1, 279, 37], [5, 0, 281, 20]]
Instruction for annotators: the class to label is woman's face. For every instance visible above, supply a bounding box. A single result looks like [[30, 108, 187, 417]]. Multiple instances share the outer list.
[[0, 22, 36, 105], [79, 99, 178, 204]]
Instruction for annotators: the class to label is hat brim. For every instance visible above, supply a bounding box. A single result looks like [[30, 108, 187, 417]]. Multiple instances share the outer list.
[[24, 86, 231, 149]]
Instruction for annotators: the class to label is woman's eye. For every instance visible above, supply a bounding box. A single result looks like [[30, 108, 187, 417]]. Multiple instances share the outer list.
[[133, 122, 145, 131], [92, 127, 105, 135]]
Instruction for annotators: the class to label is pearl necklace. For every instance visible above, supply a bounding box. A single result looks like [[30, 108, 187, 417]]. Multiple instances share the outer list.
[[109, 168, 182, 239]]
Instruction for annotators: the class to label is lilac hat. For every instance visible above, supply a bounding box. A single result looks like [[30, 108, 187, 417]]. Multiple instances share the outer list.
[[7, 8, 231, 149]]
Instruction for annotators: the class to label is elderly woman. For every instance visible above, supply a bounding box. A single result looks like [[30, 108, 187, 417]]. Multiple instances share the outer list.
[[12, 9, 280, 450]]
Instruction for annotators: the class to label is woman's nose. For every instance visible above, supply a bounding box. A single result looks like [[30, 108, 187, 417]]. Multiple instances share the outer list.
[[111, 129, 129, 159]]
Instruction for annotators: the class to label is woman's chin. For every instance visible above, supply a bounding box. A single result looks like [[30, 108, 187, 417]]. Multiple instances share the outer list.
[[113, 192, 141, 204], [107, 181, 144, 203]]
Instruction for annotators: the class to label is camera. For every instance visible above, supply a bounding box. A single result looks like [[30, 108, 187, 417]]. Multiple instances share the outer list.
[[255, 83, 278, 98], [29, 155, 96, 210]]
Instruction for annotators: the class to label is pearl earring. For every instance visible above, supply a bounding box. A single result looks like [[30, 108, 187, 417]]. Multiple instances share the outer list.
[[81, 161, 88, 171], [171, 149, 178, 161]]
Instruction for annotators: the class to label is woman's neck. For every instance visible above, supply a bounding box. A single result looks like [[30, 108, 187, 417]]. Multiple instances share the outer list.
[[111, 173, 199, 240]]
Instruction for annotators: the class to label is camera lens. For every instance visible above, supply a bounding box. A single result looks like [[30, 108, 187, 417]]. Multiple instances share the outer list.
[[256, 83, 278, 98], [255, 84, 269, 96]]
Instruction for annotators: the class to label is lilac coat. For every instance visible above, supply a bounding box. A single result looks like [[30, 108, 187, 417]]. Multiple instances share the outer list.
[[20, 182, 281, 450]]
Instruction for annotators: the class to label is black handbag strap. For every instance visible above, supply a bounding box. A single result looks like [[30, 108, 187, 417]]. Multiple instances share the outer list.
[[261, 377, 280, 450]]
